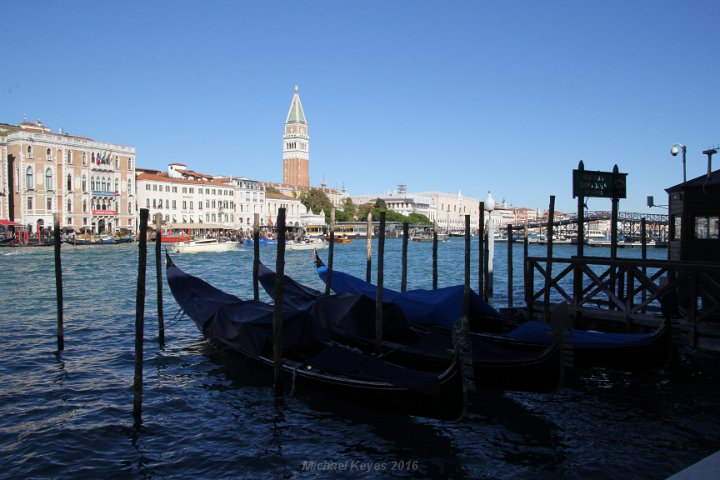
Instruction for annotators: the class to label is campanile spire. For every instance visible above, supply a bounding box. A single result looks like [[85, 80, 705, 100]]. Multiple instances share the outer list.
[[282, 86, 309, 186]]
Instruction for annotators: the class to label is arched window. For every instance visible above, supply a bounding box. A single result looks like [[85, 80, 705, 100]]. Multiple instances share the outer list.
[[27, 146, 32, 158], [114, 178, 119, 193], [46, 148, 52, 160], [82, 152, 87, 165], [127, 180, 132, 195], [67, 198, 72, 212], [67, 173, 72, 191], [83, 200, 87, 213], [26, 167, 34, 188], [91, 153, 95, 164], [66, 150, 72, 164], [82, 175, 87, 192], [90, 176, 96, 191]]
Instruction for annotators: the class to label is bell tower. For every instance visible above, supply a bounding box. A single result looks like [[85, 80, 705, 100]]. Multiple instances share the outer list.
[[282, 85, 309, 187]]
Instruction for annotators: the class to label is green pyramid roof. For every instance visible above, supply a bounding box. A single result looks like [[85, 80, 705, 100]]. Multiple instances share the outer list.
[[286, 86, 306, 124]]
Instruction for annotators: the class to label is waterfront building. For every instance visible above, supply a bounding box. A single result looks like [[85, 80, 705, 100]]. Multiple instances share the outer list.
[[135, 163, 263, 233], [282, 86, 310, 188], [666, 165, 720, 262], [0, 120, 136, 234]]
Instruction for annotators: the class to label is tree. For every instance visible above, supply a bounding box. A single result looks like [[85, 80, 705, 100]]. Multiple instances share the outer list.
[[407, 213, 432, 225], [265, 185, 280, 194], [341, 197, 357, 220], [300, 189, 332, 215]]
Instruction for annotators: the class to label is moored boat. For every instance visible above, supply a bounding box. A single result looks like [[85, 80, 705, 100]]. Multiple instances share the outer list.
[[165, 255, 465, 420], [258, 262, 563, 392], [172, 238, 239, 253]]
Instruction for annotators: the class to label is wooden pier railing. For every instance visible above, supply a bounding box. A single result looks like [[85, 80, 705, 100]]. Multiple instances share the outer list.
[[525, 256, 720, 350]]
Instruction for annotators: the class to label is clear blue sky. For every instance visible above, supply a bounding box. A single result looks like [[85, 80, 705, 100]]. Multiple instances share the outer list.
[[3, 1, 718, 214]]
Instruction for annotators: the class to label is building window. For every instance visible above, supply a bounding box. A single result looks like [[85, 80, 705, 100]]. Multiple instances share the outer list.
[[82, 152, 87, 165], [694, 216, 719, 240], [91, 176, 96, 191], [67, 173, 72, 191], [67, 150, 72, 164], [673, 216, 682, 241], [46, 148, 52, 160], [45, 168, 53, 190], [47, 197, 52, 210], [83, 200, 87, 213], [27, 196, 33, 210], [128, 180, 133, 195], [115, 179, 119, 193], [26, 167, 34, 189], [82, 175, 87, 192], [27, 146, 33, 158], [67, 198, 72, 212]]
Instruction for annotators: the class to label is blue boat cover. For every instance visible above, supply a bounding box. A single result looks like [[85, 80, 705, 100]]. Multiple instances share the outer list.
[[167, 261, 326, 358], [317, 266, 503, 328], [258, 262, 410, 339], [505, 320, 654, 349]]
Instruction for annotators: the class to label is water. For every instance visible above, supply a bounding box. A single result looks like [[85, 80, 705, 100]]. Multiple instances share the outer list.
[[1, 240, 719, 479]]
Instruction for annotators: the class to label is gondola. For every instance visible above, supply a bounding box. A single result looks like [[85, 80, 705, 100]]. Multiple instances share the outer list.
[[312, 256, 670, 372], [257, 263, 564, 393], [165, 255, 465, 421]]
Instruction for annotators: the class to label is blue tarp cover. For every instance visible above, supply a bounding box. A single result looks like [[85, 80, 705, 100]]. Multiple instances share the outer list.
[[506, 320, 654, 349], [318, 266, 503, 328]]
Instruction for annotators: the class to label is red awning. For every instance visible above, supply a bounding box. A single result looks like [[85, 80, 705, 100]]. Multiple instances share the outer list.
[[0, 219, 22, 226]]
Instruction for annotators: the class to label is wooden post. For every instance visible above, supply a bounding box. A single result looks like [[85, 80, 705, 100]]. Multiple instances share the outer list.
[[325, 207, 335, 295], [507, 223, 513, 307], [478, 202, 485, 301], [544, 196, 555, 322], [366, 212, 372, 283], [375, 212, 386, 353], [401, 222, 409, 292], [273, 208, 286, 397], [133, 208, 149, 425], [574, 161, 585, 313], [154, 213, 164, 345], [641, 218, 647, 312], [53, 214, 64, 351], [253, 213, 260, 301], [524, 223, 531, 318], [610, 165, 620, 308], [464, 215, 471, 316], [432, 227, 438, 290]]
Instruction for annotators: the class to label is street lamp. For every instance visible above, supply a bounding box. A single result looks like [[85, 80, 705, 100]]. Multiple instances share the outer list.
[[671, 143, 687, 183], [484, 191, 496, 297]]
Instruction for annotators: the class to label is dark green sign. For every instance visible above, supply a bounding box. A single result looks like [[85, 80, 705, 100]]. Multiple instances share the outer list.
[[573, 169, 627, 198]]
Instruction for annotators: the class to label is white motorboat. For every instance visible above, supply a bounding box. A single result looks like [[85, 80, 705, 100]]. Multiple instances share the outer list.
[[172, 238, 239, 253], [285, 239, 328, 251]]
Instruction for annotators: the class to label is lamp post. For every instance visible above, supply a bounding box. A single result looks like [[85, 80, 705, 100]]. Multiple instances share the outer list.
[[484, 192, 496, 297], [671, 143, 687, 183]]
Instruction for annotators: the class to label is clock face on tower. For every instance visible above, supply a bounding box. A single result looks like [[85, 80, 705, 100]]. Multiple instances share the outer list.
[[300, 128, 305, 134]]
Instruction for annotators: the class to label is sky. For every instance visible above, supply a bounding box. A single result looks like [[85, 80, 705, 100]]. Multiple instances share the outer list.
[[2, 0, 719, 214]]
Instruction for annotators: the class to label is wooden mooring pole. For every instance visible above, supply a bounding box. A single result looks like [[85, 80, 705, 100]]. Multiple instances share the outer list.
[[432, 227, 438, 290], [479, 202, 485, 301], [133, 208, 149, 425], [401, 222, 409, 292], [53, 214, 64, 351], [375, 212, 386, 353], [464, 215, 471, 316], [574, 161, 585, 311], [543, 196, 555, 322], [273, 208, 286, 397], [253, 213, 260, 301], [507, 223, 513, 307], [366, 212, 372, 283], [325, 207, 335, 295], [154, 213, 164, 345]]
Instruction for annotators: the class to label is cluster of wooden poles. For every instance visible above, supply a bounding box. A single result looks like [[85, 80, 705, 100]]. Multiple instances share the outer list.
[[50, 203, 512, 426]]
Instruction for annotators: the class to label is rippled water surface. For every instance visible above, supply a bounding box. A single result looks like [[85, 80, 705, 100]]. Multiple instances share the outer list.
[[1, 240, 719, 479]]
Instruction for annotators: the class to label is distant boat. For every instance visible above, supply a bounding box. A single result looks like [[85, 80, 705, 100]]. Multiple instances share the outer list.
[[285, 238, 328, 251], [172, 238, 239, 253]]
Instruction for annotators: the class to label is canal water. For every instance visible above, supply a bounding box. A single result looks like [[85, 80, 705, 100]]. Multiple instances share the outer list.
[[1, 240, 719, 479]]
